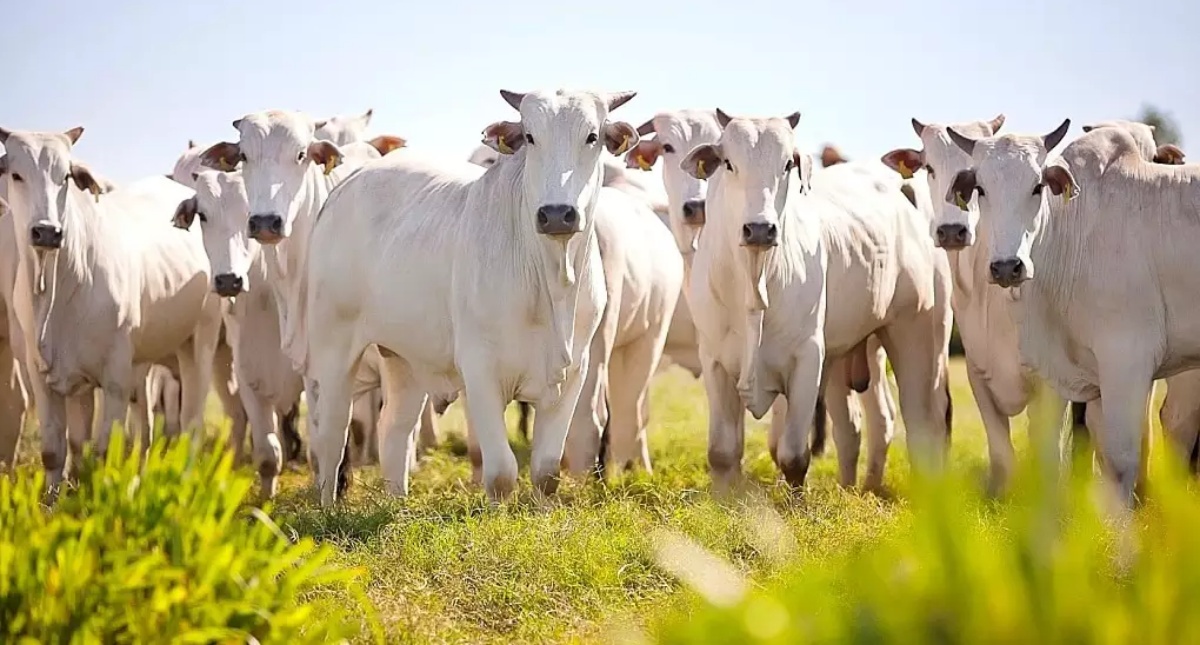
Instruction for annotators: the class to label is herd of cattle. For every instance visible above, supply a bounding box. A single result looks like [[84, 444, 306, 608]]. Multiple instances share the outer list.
[[0, 88, 1195, 508]]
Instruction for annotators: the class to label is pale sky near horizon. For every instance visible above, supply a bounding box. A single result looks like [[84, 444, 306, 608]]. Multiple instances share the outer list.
[[6, 0, 1197, 183]]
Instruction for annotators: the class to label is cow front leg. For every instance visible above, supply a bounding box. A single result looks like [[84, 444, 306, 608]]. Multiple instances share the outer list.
[[459, 360, 519, 502], [703, 352, 747, 493], [778, 338, 824, 488], [531, 353, 591, 495]]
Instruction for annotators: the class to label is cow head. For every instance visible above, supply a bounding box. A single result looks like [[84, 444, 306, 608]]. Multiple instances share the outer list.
[[880, 114, 1006, 250], [314, 108, 374, 146], [680, 110, 808, 310], [944, 119, 1076, 288], [481, 89, 639, 239], [1082, 120, 1187, 165], [0, 126, 114, 252], [622, 110, 723, 254], [175, 169, 258, 297], [201, 111, 344, 245]]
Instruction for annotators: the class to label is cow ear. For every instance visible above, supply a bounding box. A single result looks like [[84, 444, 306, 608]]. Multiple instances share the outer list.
[[482, 121, 525, 155], [1042, 164, 1079, 201], [792, 150, 813, 194], [308, 140, 343, 175], [681, 144, 724, 180], [69, 161, 114, 202], [881, 148, 925, 179], [820, 145, 847, 168], [63, 126, 84, 145], [200, 142, 242, 172], [624, 139, 664, 171], [173, 196, 199, 230], [367, 134, 406, 156], [946, 169, 979, 210], [359, 108, 374, 127], [1154, 144, 1186, 165], [603, 121, 639, 156]]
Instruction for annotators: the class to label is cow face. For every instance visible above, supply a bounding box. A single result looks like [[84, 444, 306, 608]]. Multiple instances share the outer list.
[[623, 110, 723, 254], [481, 89, 639, 239], [944, 119, 1076, 288], [314, 108, 373, 146], [680, 111, 808, 309], [200, 110, 344, 245], [0, 127, 113, 252], [881, 115, 1005, 250], [174, 169, 258, 297]]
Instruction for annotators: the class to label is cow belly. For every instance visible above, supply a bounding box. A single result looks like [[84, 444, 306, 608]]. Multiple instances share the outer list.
[[131, 280, 211, 362]]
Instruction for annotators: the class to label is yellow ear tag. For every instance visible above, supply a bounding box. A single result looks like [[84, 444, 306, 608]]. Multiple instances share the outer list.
[[497, 135, 513, 155], [323, 153, 339, 176], [954, 192, 968, 211], [636, 154, 651, 171], [618, 134, 632, 155], [897, 160, 914, 180], [218, 157, 234, 172], [90, 184, 102, 203], [696, 159, 706, 179], [1062, 183, 1073, 204]]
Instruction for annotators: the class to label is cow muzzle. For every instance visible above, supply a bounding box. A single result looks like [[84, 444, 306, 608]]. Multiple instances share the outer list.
[[682, 199, 707, 226], [30, 224, 63, 250], [213, 273, 246, 297], [741, 222, 778, 248], [248, 214, 285, 244], [935, 223, 972, 250], [535, 204, 581, 237], [988, 258, 1028, 288]]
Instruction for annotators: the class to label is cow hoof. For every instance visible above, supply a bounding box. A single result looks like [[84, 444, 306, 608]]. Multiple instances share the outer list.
[[776, 453, 811, 488], [485, 473, 518, 503]]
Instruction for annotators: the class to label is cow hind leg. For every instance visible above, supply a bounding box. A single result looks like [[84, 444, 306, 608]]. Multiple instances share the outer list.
[[704, 355, 750, 493], [377, 354, 427, 497], [824, 376, 860, 489], [280, 403, 303, 465], [608, 332, 668, 475], [861, 348, 896, 493], [127, 364, 154, 453], [878, 319, 950, 477], [416, 397, 439, 455]]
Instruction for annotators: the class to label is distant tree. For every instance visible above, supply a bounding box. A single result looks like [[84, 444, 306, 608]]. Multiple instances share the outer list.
[[1136, 104, 1183, 147]]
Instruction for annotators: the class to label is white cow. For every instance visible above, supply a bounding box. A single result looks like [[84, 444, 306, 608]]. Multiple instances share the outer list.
[[315, 109, 376, 147], [683, 111, 952, 489], [198, 112, 405, 496], [301, 88, 639, 504], [942, 120, 1200, 503], [0, 127, 223, 490], [625, 109, 901, 489], [0, 198, 28, 469], [172, 168, 305, 496]]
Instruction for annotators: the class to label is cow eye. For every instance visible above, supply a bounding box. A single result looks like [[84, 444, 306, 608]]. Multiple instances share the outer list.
[[586, 133, 598, 145], [976, 186, 987, 197], [925, 166, 936, 178], [1032, 183, 1044, 196], [525, 133, 535, 145], [784, 159, 795, 173], [663, 144, 676, 154], [724, 160, 734, 172], [10, 173, 22, 182], [198, 212, 208, 223], [296, 151, 306, 162]]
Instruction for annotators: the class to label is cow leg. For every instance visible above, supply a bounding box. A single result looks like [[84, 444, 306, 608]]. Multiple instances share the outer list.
[[703, 353, 748, 492], [964, 362, 1015, 495], [377, 354, 427, 497], [308, 333, 363, 505], [1094, 354, 1155, 506], [1159, 380, 1200, 473], [212, 339, 248, 460], [768, 395, 786, 464], [416, 398, 439, 455], [127, 363, 154, 452], [532, 355, 591, 496], [606, 332, 666, 475], [879, 319, 950, 475], [1025, 380, 1068, 483], [824, 373, 860, 489], [563, 331, 606, 477], [0, 345, 25, 470], [64, 391, 93, 482], [777, 339, 824, 488], [38, 384, 69, 495], [238, 383, 282, 498], [464, 398, 484, 486], [459, 368, 520, 502], [861, 345, 896, 493]]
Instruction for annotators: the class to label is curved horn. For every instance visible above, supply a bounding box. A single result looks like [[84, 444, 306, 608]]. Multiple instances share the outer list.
[[64, 127, 84, 145], [715, 108, 733, 128], [232, 118, 244, 131], [785, 111, 801, 129], [187, 139, 197, 149], [988, 113, 1006, 134], [1042, 118, 1071, 152], [606, 91, 637, 112], [500, 89, 526, 111], [947, 127, 978, 156], [636, 118, 656, 137], [911, 118, 927, 138]]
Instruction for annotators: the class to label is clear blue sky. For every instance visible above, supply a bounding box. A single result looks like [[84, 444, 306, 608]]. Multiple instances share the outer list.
[[7, 0, 1197, 183]]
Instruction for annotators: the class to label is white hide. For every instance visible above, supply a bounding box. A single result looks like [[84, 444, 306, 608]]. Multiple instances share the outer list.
[[315, 109, 374, 146], [685, 114, 952, 491], [303, 89, 637, 504], [0, 129, 223, 491]]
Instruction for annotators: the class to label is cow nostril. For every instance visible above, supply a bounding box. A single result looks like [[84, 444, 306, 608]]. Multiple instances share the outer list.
[[742, 224, 753, 240], [563, 208, 576, 223], [767, 224, 778, 238], [537, 211, 549, 227]]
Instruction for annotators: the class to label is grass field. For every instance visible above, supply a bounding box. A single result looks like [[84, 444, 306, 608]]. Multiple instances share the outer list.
[[8, 357, 1174, 643]]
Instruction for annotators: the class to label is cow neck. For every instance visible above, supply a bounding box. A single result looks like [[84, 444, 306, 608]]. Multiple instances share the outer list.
[[486, 152, 599, 369], [33, 190, 103, 367], [272, 166, 332, 372]]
